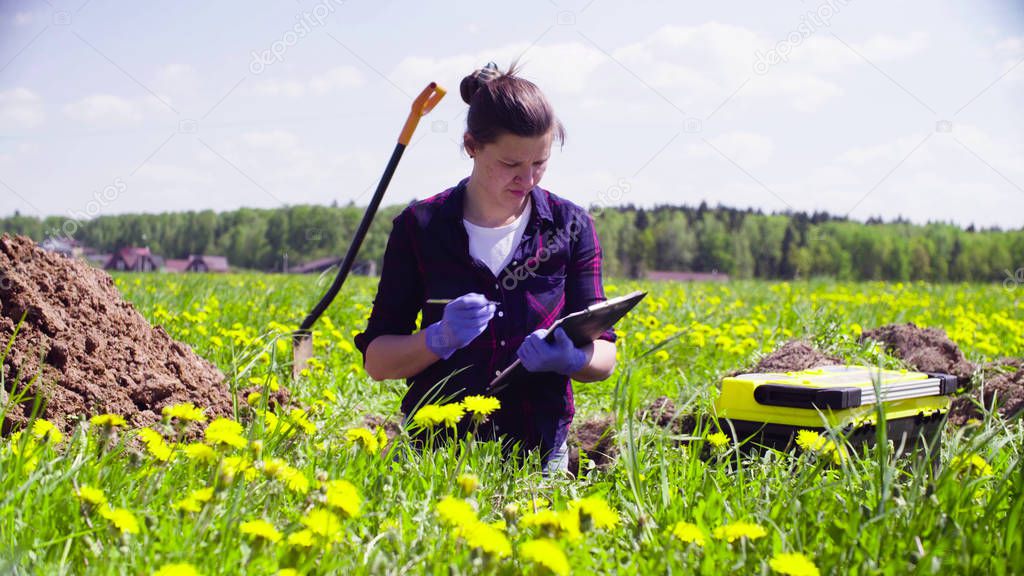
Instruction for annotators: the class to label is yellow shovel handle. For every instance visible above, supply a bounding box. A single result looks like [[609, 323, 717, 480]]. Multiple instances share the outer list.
[[398, 82, 446, 146]]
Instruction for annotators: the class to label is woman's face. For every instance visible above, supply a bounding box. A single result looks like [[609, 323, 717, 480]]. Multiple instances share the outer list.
[[465, 130, 553, 213]]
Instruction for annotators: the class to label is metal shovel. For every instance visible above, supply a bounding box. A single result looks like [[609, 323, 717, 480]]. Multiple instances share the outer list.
[[292, 82, 446, 379]]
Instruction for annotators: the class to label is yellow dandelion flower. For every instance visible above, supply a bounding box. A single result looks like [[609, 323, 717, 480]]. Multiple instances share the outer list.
[[162, 403, 207, 422], [263, 411, 295, 437], [437, 403, 465, 427], [246, 391, 262, 406], [344, 428, 380, 455], [457, 473, 480, 496], [222, 456, 258, 482], [795, 430, 827, 452], [76, 485, 107, 507], [412, 405, 445, 428], [455, 520, 512, 558], [325, 479, 361, 517], [137, 428, 174, 462], [706, 432, 730, 449], [182, 443, 218, 463], [188, 487, 215, 503], [301, 509, 343, 542], [153, 562, 202, 576], [951, 454, 993, 477], [570, 496, 619, 530], [769, 552, 821, 576], [276, 570, 299, 576], [670, 521, 705, 546], [90, 414, 127, 427], [462, 395, 500, 417], [713, 521, 767, 542], [521, 509, 581, 541], [173, 487, 213, 514], [288, 409, 316, 435], [204, 418, 247, 449], [654, 350, 670, 362], [31, 419, 63, 445], [436, 496, 477, 527], [278, 466, 310, 495], [240, 519, 282, 543], [100, 506, 140, 534], [286, 529, 315, 548], [519, 539, 569, 576]]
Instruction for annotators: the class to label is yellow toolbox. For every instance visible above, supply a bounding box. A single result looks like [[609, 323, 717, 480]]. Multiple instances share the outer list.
[[714, 365, 957, 452]]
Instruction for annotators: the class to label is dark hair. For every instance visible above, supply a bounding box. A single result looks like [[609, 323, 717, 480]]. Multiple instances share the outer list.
[[459, 60, 566, 151]]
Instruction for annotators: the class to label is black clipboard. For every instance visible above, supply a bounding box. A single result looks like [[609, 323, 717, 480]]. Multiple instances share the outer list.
[[486, 290, 647, 394]]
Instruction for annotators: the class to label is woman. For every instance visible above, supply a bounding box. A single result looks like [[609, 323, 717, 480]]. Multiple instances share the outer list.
[[354, 61, 617, 475]]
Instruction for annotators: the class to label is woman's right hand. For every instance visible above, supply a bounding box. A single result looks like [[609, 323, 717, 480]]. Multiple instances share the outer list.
[[424, 293, 497, 359]]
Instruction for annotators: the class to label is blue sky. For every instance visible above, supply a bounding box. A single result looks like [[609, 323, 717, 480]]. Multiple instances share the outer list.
[[1, 0, 1022, 227]]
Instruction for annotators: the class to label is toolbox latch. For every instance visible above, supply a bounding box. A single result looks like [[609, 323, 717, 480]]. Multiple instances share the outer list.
[[924, 372, 959, 395], [754, 385, 863, 410]]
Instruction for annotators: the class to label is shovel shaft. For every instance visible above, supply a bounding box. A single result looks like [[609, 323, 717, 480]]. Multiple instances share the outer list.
[[293, 82, 445, 376]]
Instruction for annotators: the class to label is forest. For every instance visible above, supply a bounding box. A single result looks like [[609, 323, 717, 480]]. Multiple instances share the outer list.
[[2, 202, 1020, 281]]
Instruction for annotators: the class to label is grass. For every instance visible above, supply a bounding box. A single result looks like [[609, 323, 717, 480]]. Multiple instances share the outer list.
[[0, 274, 1021, 574]]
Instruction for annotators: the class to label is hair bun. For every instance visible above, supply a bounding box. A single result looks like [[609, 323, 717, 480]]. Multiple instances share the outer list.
[[460, 61, 502, 104]]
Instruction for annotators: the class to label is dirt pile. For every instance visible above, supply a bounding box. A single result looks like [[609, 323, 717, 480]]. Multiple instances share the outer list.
[[750, 340, 842, 373], [636, 396, 697, 435], [860, 323, 974, 381], [567, 413, 617, 476], [0, 234, 232, 433], [949, 363, 1024, 425]]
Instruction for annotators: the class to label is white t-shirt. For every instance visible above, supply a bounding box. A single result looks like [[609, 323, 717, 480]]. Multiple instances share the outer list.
[[463, 199, 532, 277]]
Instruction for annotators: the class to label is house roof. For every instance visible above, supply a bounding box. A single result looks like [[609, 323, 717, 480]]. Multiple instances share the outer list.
[[190, 255, 229, 272], [289, 256, 342, 274], [165, 259, 190, 272]]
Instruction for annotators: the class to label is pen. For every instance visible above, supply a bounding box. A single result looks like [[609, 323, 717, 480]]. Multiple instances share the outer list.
[[425, 298, 453, 304]]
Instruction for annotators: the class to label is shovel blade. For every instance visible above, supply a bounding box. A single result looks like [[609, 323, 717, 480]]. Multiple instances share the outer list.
[[292, 330, 313, 380]]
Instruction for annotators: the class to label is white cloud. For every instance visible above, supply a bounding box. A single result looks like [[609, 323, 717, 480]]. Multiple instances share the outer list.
[[62, 94, 155, 126], [391, 42, 606, 96], [0, 88, 44, 128], [134, 162, 216, 186], [239, 130, 303, 153], [256, 66, 364, 97], [688, 131, 776, 167]]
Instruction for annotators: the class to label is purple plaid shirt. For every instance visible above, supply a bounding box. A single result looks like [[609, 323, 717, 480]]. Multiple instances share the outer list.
[[354, 177, 616, 458]]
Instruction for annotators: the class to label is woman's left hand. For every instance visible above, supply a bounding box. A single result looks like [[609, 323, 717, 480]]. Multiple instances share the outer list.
[[516, 327, 587, 376]]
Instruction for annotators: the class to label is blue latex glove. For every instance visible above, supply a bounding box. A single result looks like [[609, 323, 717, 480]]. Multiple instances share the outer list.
[[424, 293, 497, 359], [516, 327, 587, 376]]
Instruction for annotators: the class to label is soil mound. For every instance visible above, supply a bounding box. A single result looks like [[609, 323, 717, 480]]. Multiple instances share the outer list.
[[568, 413, 617, 476], [949, 364, 1024, 425], [750, 340, 842, 373], [636, 395, 697, 435], [859, 323, 974, 381], [0, 234, 232, 434]]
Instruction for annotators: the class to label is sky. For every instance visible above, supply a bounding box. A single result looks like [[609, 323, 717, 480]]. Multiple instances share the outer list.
[[1, 0, 1023, 228]]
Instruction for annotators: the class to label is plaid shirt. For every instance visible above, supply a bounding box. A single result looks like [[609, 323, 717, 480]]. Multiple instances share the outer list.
[[354, 177, 616, 458]]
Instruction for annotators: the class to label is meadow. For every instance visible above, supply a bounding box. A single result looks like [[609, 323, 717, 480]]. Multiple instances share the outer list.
[[1, 274, 1022, 575]]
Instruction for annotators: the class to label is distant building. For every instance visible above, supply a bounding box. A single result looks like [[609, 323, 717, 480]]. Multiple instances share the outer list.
[[38, 237, 87, 258], [645, 270, 730, 283], [165, 255, 230, 273], [105, 247, 160, 272]]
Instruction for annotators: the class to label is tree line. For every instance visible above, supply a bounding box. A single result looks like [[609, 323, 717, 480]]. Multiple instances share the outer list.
[[1, 202, 1020, 282]]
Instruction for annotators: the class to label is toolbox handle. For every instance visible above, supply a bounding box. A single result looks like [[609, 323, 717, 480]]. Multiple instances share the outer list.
[[754, 384, 863, 410]]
